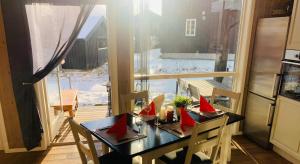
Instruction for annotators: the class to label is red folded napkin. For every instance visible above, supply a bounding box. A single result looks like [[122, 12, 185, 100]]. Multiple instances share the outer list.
[[200, 96, 216, 113], [139, 101, 156, 115], [107, 114, 127, 140], [180, 107, 195, 131]]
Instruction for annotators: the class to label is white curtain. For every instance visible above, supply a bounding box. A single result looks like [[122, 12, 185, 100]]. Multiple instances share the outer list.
[[134, 0, 151, 91], [26, 3, 80, 73], [25, 1, 84, 74]]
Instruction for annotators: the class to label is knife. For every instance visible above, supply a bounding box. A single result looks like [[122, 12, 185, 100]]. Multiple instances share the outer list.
[[171, 129, 182, 135], [97, 126, 111, 131]]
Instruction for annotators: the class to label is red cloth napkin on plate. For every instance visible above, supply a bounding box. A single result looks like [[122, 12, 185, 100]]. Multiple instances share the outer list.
[[107, 114, 127, 140], [139, 101, 156, 115], [200, 96, 216, 113], [180, 107, 195, 131]]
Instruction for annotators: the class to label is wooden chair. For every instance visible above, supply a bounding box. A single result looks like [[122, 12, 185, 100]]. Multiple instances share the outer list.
[[68, 119, 132, 164], [176, 78, 189, 95], [152, 94, 165, 112], [188, 84, 201, 101], [159, 115, 229, 164], [120, 91, 149, 113], [211, 88, 241, 114]]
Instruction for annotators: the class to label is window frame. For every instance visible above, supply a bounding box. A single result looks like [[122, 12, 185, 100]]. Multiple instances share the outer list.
[[129, 0, 256, 135], [185, 18, 197, 37]]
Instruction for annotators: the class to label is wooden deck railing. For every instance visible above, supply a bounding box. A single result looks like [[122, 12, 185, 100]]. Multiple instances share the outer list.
[[134, 72, 236, 80]]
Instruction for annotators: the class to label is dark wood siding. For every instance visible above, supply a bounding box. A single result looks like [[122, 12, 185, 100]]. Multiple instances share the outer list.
[[62, 19, 107, 70], [160, 0, 240, 54]]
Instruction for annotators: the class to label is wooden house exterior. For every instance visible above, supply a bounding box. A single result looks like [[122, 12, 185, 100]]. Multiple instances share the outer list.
[[63, 16, 107, 70], [159, 0, 241, 54]]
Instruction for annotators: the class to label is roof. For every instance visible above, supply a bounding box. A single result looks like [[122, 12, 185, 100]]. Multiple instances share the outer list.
[[77, 5, 106, 39]]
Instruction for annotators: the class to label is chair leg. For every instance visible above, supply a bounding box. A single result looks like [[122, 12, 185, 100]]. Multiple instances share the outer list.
[[141, 154, 152, 164], [220, 126, 232, 163], [101, 143, 109, 155], [155, 158, 166, 164], [69, 109, 74, 117]]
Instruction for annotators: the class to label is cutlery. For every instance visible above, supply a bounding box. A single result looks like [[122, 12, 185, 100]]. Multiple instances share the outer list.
[[171, 129, 182, 135], [118, 135, 138, 142], [97, 126, 111, 131]]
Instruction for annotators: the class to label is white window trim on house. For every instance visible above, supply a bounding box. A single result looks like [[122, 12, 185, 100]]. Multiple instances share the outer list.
[[185, 18, 197, 37]]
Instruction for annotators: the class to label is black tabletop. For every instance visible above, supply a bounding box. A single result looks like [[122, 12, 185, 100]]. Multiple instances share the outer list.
[[81, 111, 244, 158]]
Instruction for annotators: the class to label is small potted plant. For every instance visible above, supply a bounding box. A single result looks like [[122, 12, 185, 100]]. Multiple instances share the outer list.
[[173, 96, 192, 118]]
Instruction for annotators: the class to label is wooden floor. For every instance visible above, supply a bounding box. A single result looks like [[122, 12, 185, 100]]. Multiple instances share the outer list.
[[231, 136, 290, 164], [0, 106, 291, 164], [0, 136, 290, 164], [52, 105, 108, 144]]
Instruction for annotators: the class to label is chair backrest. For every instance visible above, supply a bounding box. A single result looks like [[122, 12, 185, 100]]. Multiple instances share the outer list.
[[176, 78, 189, 95], [188, 84, 200, 101], [185, 115, 229, 164], [120, 91, 149, 113], [211, 88, 241, 114], [69, 118, 99, 164], [152, 94, 165, 112]]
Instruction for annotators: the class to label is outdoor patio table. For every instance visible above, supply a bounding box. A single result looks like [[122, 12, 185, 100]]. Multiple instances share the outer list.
[[81, 111, 244, 164], [52, 89, 78, 117]]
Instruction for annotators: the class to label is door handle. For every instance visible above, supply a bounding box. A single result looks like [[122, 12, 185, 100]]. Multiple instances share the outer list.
[[267, 104, 275, 126], [272, 74, 281, 97]]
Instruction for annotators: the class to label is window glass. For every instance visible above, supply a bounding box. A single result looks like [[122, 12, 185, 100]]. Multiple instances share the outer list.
[[135, 77, 233, 103], [134, 0, 243, 74], [133, 0, 242, 101], [185, 19, 197, 36]]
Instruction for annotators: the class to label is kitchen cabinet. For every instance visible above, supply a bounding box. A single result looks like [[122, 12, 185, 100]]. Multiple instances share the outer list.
[[287, 0, 300, 50], [270, 96, 300, 160]]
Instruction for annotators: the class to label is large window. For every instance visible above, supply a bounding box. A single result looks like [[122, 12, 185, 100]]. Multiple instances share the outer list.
[[133, 0, 243, 103], [185, 19, 197, 37]]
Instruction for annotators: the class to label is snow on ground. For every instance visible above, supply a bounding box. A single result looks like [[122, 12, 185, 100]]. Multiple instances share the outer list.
[[47, 64, 109, 106], [62, 64, 109, 106], [135, 49, 234, 103], [47, 49, 234, 106]]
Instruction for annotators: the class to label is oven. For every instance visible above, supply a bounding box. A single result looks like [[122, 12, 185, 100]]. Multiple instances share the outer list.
[[280, 50, 300, 101]]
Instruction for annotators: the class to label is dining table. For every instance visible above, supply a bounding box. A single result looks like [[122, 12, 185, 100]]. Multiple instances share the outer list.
[[81, 111, 244, 164]]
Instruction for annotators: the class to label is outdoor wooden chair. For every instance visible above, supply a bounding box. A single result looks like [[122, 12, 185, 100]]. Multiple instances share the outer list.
[[211, 88, 241, 114], [120, 91, 149, 113], [159, 115, 229, 164], [188, 83, 201, 101], [68, 119, 132, 164]]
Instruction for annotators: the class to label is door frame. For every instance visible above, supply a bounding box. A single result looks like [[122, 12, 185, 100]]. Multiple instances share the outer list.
[[37, 0, 115, 148], [44, 68, 65, 141], [0, 81, 49, 152]]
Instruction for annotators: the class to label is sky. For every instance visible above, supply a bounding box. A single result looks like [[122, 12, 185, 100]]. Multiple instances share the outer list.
[[148, 0, 162, 15]]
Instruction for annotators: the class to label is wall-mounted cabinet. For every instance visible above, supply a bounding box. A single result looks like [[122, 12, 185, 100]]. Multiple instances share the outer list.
[[287, 0, 300, 50], [271, 96, 300, 160]]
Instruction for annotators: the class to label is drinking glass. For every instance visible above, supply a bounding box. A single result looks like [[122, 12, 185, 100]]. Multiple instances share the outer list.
[[135, 116, 143, 136], [154, 112, 161, 126]]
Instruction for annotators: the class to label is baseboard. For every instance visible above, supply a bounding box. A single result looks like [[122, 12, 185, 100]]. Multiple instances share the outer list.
[[273, 146, 300, 164], [4, 146, 45, 153]]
